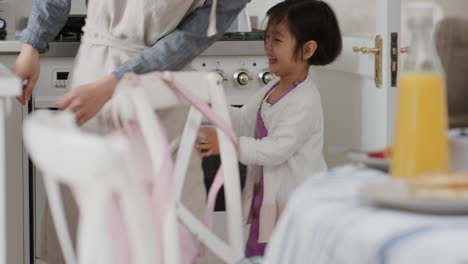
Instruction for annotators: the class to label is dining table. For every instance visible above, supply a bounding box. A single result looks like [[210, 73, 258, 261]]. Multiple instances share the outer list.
[[263, 165, 468, 264]]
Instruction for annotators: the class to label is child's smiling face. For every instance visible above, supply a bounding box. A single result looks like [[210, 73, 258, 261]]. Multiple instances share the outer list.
[[264, 21, 306, 78]]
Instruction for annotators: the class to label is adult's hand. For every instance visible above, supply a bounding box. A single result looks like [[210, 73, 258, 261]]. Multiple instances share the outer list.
[[12, 43, 40, 105], [56, 75, 118, 126]]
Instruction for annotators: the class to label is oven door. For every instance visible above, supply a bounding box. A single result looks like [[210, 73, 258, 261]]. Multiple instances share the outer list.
[[202, 155, 246, 211]]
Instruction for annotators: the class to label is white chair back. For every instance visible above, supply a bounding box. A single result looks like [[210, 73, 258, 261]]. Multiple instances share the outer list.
[[114, 71, 245, 263], [24, 71, 245, 264], [24, 110, 161, 264]]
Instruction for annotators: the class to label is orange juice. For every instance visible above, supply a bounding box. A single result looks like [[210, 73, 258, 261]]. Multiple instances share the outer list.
[[391, 73, 449, 178]]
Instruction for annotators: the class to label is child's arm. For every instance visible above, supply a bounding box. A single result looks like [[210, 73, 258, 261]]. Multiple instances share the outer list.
[[196, 126, 219, 157], [195, 104, 256, 157], [195, 104, 254, 157], [239, 102, 319, 166], [196, 101, 319, 162]]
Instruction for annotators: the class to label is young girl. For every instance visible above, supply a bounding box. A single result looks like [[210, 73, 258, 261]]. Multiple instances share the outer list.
[[196, 0, 342, 257]]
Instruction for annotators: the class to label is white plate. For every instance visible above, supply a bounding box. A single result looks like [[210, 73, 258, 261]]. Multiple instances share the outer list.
[[360, 179, 468, 215], [348, 152, 390, 172]]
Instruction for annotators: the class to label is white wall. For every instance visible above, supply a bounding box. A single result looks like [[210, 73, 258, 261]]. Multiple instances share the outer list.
[[246, 0, 375, 34], [249, 0, 468, 39], [326, 0, 468, 40], [246, 0, 281, 29], [0, 0, 31, 30], [16, 0, 31, 18], [11, 0, 468, 32]]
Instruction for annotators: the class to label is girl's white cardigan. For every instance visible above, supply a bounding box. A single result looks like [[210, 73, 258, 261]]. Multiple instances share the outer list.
[[230, 70, 327, 243]]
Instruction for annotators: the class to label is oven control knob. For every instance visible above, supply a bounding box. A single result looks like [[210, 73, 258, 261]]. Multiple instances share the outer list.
[[214, 70, 228, 82], [258, 71, 275, 85], [234, 70, 251, 86]]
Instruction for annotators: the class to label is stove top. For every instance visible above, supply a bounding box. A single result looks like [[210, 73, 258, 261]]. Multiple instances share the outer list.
[[53, 15, 86, 42], [53, 15, 265, 43], [219, 30, 264, 41]]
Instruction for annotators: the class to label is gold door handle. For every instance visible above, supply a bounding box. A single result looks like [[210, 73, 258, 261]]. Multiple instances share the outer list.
[[351, 35, 383, 88], [353, 46, 380, 55], [401, 46, 409, 53]]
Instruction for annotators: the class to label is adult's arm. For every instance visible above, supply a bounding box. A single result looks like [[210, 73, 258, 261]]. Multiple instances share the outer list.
[[112, 0, 251, 79], [18, 0, 72, 53]]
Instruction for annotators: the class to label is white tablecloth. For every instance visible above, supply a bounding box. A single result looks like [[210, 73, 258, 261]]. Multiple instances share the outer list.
[[263, 166, 468, 264]]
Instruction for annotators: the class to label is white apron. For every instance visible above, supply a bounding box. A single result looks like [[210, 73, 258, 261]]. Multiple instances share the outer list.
[[39, 0, 208, 263]]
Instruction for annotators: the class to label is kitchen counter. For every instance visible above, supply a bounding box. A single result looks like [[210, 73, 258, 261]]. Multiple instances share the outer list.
[[0, 41, 23, 54], [0, 40, 80, 57], [0, 39, 265, 57]]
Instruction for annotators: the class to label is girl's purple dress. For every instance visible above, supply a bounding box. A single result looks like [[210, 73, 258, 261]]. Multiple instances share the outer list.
[[245, 80, 303, 257]]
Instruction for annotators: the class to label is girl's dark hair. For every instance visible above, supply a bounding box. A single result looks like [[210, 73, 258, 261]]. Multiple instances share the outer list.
[[266, 0, 342, 66]]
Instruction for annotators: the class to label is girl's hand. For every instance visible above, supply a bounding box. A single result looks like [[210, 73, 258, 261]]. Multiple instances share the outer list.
[[12, 43, 40, 105], [195, 126, 220, 157], [56, 75, 118, 126]]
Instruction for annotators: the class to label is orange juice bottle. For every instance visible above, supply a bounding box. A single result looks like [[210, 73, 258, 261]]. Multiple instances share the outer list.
[[391, 2, 449, 178]]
